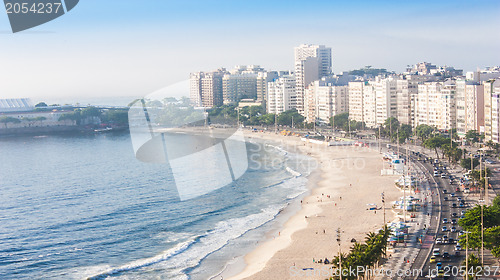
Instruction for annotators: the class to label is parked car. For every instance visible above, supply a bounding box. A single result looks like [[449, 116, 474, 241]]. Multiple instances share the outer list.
[[433, 248, 441, 256], [442, 226, 448, 232], [441, 173, 447, 179], [443, 218, 449, 224], [451, 226, 457, 232], [452, 212, 457, 217], [451, 219, 457, 224]]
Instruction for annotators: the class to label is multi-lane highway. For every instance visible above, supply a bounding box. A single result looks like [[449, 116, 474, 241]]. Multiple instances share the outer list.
[[388, 147, 467, 280]]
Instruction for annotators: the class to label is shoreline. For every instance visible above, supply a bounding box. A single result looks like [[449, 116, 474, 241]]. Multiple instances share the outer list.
[[221, 131, 401, 280]]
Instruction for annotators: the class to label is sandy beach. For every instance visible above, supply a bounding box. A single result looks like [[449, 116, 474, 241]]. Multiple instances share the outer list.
[[224, 131, 403, 280]]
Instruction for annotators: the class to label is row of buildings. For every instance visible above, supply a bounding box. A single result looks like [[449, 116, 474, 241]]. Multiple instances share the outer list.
[[189, 44, 500, 142]]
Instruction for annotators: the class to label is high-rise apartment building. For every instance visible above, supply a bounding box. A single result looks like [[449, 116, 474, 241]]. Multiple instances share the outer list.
[[304, 81, 348, 123], [490, 80, 500, 143], [190, 69, 226, 107], [256, 71, 279, 104], [348, 80, 377, 128], [266, 75, 297, 114], [294, 44, 332, 115], [416, 80, 456, 130], [396, 79, 418, 126], [374, 77, 397, 126], [456, 80, 484, 137]]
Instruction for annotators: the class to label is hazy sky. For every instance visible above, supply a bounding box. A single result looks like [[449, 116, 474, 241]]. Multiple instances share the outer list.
[[0, 0, 499, 102]]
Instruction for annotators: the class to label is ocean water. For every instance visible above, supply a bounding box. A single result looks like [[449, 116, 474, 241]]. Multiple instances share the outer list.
[[0, 132, 315, 280]]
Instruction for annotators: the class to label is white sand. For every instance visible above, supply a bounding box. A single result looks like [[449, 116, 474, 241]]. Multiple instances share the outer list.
[[224, 131, 402, 280]]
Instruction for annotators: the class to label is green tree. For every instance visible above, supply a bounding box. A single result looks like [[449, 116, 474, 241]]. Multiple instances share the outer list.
[[461, 158, 480, 170], [462, 254, 482, 280], [333, 113, 349, 130], [423, 136, 448, 159], [277, 109, 303, 126], [0, 116, 21, 128], [259, 113, 275, 125], [35, 116, 46, 126], [35, 102, 48, 107], [466, 130, 481, 143], [415, 124, 434, 141]]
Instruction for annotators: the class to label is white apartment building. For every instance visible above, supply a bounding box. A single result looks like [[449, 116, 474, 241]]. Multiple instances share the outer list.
[[304, 81, 348, 123], [484, 79, 500, 143], [374, 77, 397, 126], [416, 80, 456, 130], [348, 81, 377, 128], [267, 75, 297, 114], [396, 79, 418, 126], [294, 44, 332, 115], [456, 80, 484, 137], [490, 80, 500, 143], [256, 71, 280, 104]]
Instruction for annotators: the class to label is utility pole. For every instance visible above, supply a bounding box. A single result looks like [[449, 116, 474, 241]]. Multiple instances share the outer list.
[[336, 228, 342, 280], [274, 113, 278, 134], [291, 116, 294, 131], [466, 231, 469, 280], [397, 129, 400, 156], [348, 117, 351, 139], [481, 201, 484, 264], [381, 192, 386, 225], [378, 126, 381, 153]]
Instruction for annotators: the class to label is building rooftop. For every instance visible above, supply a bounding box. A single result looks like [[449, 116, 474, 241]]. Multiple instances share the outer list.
[[0, 98, 34, 113]]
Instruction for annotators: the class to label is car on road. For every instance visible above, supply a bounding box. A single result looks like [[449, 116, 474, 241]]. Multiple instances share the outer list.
[[436, 238, 442, 244], [442, 252, 450, 258], [485, 159, 494, 164], [457, 197, 463, 202], [450, 193, 456, 197], [451, 226, 457, 232], [452, 212, 457, 217], [443, 189, 448, 194], [461, 210, 467, 215], [452, 203, 457, 208], [434, 171, 440, 177], [455, 245, 462, 251], [444, 196, 449, 201], [430, 255, 437, 263], [433, 248, 441, 256], [442, 226, 448, 231], [443, 218, 448, 224], [441, 173, 447, 179], [436, 262, 443, 270], [459, 202, 465, 208], [451, 219, 457, 224]]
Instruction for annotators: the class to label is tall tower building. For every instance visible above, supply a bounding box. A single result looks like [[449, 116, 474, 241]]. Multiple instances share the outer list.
[[294, 44, 332, 115]]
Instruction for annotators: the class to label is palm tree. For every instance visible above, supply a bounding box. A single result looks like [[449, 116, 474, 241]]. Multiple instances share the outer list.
[[462, 254, 482, 280]]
